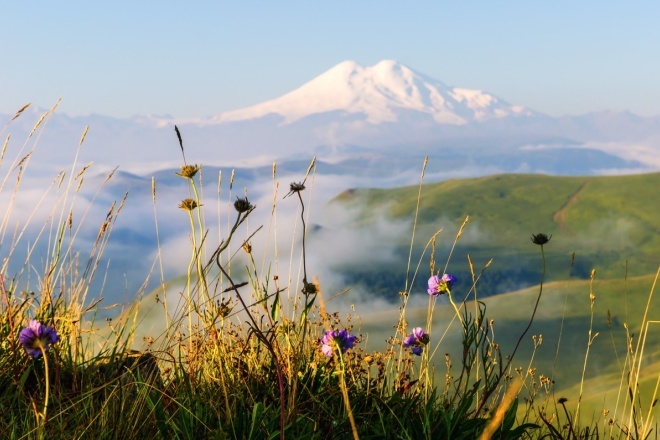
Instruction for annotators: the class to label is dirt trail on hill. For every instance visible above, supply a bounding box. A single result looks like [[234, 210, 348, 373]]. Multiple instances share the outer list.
[[552, 181, 587, 235]]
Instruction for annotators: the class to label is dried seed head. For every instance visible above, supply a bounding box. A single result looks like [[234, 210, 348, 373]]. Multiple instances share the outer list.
[[176, 164, 200, 179], [531, 233, 552, 245], [285, 181, 306, 198], [290, 181, 305, 192], [178, 198, 199, 211], [217, 299, 232, 318], [302, 282, 317, 295], [233, 197, 253, 213]]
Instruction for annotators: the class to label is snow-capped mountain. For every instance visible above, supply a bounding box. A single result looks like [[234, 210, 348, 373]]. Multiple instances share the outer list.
[[2, 60, 659, 171], [210, 60, 536, 125]]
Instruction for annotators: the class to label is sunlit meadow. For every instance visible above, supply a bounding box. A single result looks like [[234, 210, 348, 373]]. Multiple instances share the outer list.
[[1, 104, 659, 439]]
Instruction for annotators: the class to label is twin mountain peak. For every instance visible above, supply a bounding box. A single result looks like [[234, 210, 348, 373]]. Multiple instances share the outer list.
[[210, 60, 536, 126]]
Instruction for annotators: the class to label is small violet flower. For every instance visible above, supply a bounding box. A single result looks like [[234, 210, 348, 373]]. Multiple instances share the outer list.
[[320, 329, 357, 357], [18, 319, 60, 358], [403, 327, 430, 356], [427, 273, 457, 297]]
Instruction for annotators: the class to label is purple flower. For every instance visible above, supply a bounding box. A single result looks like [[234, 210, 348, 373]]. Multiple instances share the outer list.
[[427, 273, 457, 297], [18, 319, 60, 358], [320, 329, 357, 357], [403, 327, 429, 356]]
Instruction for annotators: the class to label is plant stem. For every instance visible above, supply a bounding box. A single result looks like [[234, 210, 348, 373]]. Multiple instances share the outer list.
[[477, 243, 546, 416], [338, 350, 360, 440], [39, 346, 50, 436], [216, 256, 286, 440]]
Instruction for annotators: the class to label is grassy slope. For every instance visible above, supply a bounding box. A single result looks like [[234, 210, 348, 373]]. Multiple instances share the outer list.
[[358, 271, 660, 421], [335, 172, 660, 419], [333, 172, 660, 297]]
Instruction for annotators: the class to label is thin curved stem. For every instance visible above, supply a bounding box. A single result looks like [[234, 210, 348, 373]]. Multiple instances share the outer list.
[[38, 346, 50, 437], [476, 244, 546, 416], [216, 252, 286, 440]]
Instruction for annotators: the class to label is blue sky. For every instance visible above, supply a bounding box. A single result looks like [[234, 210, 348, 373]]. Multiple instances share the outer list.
[[2, 1, 659, 118]]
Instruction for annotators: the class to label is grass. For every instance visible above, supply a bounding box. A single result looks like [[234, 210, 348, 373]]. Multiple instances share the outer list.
[[1, 104, 660, 439]]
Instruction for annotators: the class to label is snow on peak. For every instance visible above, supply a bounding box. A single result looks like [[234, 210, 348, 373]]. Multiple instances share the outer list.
[[213, 60, 534, 125]]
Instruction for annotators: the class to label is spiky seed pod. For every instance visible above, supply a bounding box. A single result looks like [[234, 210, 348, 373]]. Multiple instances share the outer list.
[[530, 233, 552, 245], [289, 181, 305, 193], [233, 197, 253, 213]]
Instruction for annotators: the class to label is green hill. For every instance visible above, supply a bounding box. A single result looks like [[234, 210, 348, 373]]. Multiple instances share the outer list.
[[337, 172, 660, 421], [331, 172, 660, 298]]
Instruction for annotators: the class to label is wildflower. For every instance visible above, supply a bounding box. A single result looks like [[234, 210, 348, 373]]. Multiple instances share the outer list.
[[531, 233, 551, 245], [427, 273, 457, 297], [18, 320, 60, 358], [403, 327, 429, 356], [320, 329, 357, 357]]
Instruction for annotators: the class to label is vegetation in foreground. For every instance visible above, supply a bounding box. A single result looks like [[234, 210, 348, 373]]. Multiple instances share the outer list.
[[1, 105, 659, 439]]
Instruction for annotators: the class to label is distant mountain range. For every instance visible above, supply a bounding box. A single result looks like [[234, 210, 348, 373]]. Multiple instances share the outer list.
[[3, 60, 660, 178]]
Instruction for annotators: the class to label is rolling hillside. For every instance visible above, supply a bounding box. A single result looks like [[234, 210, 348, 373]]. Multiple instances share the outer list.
[[330, 172, 660, 298]]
